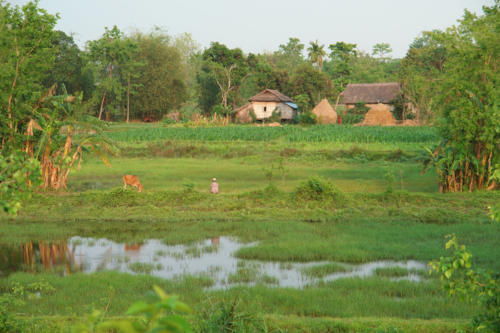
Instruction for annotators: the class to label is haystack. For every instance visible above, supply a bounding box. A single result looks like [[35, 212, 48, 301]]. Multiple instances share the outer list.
[[311, 98, 337, 124], [361, 104, 397, 126], [235, 103, 252, 123]]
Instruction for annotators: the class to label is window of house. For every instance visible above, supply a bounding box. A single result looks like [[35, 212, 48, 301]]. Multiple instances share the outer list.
[[264, 106, 267, 112]]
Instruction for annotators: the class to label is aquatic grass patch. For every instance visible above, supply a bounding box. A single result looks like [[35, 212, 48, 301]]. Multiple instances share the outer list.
[[374, 267, 427, 278], [301, 263, 352, 278], [127, 262, 161, 274]]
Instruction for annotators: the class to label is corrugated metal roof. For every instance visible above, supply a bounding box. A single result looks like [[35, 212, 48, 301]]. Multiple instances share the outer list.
[[285, 102, 298, 109]]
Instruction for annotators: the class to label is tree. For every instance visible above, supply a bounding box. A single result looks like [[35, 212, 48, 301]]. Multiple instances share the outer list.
[[0, 0, 57, 149], [349, 51, 400, 83], [399, 33, 446, 123], [130, 30, 187, 120], [372, 42, 393, 60], [290, 63, 334, 109], [307, 40, 326, 72], [324, 41, 357, 91], [87, 26, 138, 120], [198, 42, 249, 113], [43, 30, 84, 95], [274, 37, 305, 70], [423, 2, 499, 192]]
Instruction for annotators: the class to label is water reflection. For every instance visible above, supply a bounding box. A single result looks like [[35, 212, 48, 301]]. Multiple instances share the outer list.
[[0, 241, 81, 276], [0, 237, 428, 288]]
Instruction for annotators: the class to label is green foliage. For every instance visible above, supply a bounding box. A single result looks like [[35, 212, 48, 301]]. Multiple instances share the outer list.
[[372, 43, 393, 60], [430, 235, 500, 332], [294, 111, 317, 125], [0, 151, 41, 215], [307, 40, 326, 71], [384, 168, 396, 193], [87, 26, 139, 120], [130, 29, 187, 121], [399, 32, 446, 123], [197, 298, 268, 333], [421, 3, 499, 192], [274, 37, 305, 71], [294, 176, 344, 202], [325, 41, 357, 91], [350, 102, 370, 116], [73, 285, 192, 333], [290, 63, 334, 109], [199, 42, 250, 112], [44, 30, 85, 96], [0, 280, 55, 332], [0, 0, 58, 149], [267, 108, 281, 123]]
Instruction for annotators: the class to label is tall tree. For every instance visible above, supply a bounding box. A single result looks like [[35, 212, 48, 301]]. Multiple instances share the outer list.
[[372, 42, 393, 61], [43, 30, 84, 95], [399, 33, 446, 123], [198, 42, 249, 112], [274, 37, 305, 70], [129, 30, 187, 120], [307, 40, 326, 72], [290, 63, 334, 109], [87, 26, 137, 120], [324, 41, 358, 91]]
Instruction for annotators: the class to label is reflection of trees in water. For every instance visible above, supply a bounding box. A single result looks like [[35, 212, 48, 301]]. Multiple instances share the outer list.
[[0, 241, 81, 276]]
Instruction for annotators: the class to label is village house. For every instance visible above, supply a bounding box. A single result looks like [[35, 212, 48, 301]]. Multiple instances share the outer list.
[[236, 89, 298, 123], [340, 82, 402, 111]]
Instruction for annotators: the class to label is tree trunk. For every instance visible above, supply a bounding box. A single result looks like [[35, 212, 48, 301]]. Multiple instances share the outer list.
[[127, 74, 130, 123], [98, 90, 107, 120]]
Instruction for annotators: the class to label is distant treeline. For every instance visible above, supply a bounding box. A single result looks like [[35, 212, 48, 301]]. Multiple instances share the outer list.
[[0, 1, 489, 125]]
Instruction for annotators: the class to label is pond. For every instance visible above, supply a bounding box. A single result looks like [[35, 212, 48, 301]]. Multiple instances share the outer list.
[[0, 237, 428, 288]]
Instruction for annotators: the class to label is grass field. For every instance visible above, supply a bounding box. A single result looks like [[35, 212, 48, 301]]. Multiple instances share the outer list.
[[1, 123, 498, 332]]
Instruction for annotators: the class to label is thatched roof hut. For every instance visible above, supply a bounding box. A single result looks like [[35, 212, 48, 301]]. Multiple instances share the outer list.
[[340, 83, 401, 105], [361, 104, 397, 126], [311, 99, 337, 124], [235, 89, 298, 122], [248, 89, 294, 103]]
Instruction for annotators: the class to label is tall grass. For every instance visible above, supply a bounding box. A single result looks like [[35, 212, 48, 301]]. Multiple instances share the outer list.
[[106, 125, 440, 144]]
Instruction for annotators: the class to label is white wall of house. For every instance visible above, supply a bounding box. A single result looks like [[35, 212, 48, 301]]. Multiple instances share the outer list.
[[251, 102, 296, 120]]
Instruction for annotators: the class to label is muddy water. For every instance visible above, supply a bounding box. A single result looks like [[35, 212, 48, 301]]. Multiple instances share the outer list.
[[0, 237, 428, 288]]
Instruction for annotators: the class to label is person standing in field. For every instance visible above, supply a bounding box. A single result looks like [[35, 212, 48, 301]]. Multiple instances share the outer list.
[[210, 178, 219, 194]]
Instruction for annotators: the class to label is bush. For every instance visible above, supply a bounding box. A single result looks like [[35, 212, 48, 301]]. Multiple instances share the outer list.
[[294, 176, 344, 202], [266, 108, 281, 123], [350, 102, 370, 115], [294, 112, 317, 125], [341, 113, 364, 125]]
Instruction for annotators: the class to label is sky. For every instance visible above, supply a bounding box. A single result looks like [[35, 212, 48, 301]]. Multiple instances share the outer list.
[[9, 0, 494, 58]]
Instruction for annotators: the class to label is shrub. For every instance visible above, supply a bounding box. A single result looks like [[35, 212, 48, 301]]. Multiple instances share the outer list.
[[267, 108, 281, 123], [294, 112, 317, 125], [294, 176, 344, 202]]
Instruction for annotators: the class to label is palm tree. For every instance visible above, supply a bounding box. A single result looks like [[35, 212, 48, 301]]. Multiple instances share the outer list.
[[307, 40, 326, 72]]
